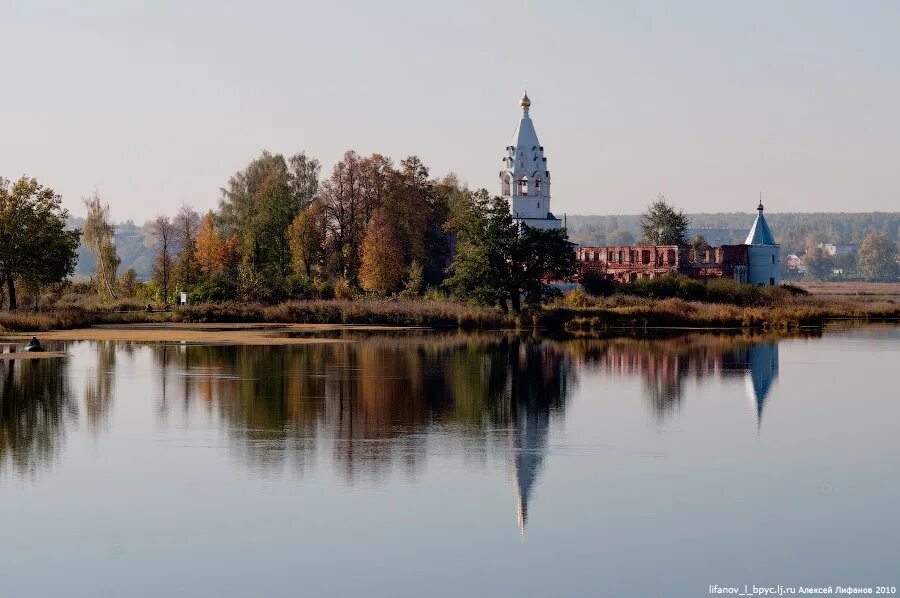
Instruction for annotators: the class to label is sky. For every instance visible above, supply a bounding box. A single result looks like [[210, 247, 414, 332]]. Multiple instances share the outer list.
[[2, 0, 899, 222]]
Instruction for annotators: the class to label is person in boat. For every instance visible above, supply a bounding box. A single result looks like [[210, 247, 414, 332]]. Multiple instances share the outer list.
[[24, 336, 45, 352]]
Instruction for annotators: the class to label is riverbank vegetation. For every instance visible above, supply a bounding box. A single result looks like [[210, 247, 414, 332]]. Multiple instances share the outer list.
[[3, 150, 899, 336], [2, 280, 897, 334], [4, 150, 574, 316]]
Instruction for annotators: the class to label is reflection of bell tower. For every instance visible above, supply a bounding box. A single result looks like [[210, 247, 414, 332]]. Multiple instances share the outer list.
[[745, 342, 779, 430], [512, 404, 550, 536]]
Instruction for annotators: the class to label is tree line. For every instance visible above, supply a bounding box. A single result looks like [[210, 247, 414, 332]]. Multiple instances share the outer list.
[[1, 151, 576, 313]]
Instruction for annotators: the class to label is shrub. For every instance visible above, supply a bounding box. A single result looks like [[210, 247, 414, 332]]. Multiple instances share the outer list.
[[334, 278, 354, 300], [581, 272, 616, 297], [189, 273, 237, 303], [564, 288, 593, 308]]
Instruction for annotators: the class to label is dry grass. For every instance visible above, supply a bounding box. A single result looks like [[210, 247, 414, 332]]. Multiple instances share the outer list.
[[797, 281, 900, 301], [2, 287, 897, 336], [177, 299, 515, 329], [0, 309, 95, 332], [549, 291, 900, 331]]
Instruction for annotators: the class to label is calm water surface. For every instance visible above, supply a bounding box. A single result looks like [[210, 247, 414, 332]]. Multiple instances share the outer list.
[[1, 326, 898, 597]]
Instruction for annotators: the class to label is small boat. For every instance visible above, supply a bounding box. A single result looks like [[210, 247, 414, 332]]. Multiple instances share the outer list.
[[23, 337, 45, 352]]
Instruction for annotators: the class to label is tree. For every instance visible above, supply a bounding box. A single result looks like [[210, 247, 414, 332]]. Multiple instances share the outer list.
[[513, 226, 578, 310], [287, 152, 321, 212], [444, 191, 517, 311], [690, 234, 709, 250], [640, 195, 689, 245], [319, 151, 366, 283], [173, 204, 200, 289], [359, 208, 406, 294], [118, 268, 139, 297], [151, 216, 175, 302], [194, 211, 227, 276], [219, 150, 320, 296], [0, 177, 80, 309], [857, 232, 898, 281], [403, 260, 424, 296], [803, 234, 833, 280], [83, 193, 119, 299], [287, 205, 325, 278], [444, 191, 576, 313]]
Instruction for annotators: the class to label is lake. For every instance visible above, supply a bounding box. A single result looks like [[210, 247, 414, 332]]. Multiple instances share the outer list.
[[1, 325, 898, 597]]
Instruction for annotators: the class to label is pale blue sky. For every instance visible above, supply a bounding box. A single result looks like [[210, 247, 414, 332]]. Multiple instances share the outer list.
[[2, 0, 899, 221]]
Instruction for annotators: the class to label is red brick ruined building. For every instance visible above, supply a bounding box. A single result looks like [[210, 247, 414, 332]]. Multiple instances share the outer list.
[[576, 244, 749, 283]]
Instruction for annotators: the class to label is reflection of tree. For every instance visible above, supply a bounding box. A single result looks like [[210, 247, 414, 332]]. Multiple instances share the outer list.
[[152, 336, 574, 489], [0, 357, 75, 478], [84, 340, 116, 434]]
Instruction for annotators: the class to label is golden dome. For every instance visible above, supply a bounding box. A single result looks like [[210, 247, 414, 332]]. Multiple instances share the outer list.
[[520, 90, 531, 110]]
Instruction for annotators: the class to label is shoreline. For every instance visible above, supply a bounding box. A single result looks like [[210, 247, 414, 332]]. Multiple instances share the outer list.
[[1, 287, 899, 338], [0, 317, 897, 349]]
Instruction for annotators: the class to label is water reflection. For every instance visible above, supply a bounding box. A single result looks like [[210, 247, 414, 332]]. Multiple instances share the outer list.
[[568, 334, 783, 426], [1, 331, 792, 529], [0, 357, 75, 478], [152, 337, 571, 496]]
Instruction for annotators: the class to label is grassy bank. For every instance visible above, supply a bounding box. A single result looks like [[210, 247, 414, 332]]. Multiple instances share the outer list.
[[1, 286, 898, 334], [0, 299, 515, 333], [550, 287, 900, 331]]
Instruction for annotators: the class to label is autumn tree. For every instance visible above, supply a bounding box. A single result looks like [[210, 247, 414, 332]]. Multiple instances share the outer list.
[[0, 177, 80, 309], [118, 268, 139, 298], [83, 193, 119, 300], [151, 216, 175, 302], [194, 211, 227, 276], [857, 232, 898, 281], [319, 151, 365, 283], [359, 208, 405, 294], [287, 205, 325, 278], [640, 195, 689, 245]]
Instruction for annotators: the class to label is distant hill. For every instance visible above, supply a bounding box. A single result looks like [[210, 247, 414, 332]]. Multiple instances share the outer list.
[[566, 212, 900, 254], [68, 217, 156, 280], [67, 212, 900, 281]]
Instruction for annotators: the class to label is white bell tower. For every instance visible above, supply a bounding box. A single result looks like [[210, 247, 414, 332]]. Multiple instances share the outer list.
[[500, 92, 561, 230]]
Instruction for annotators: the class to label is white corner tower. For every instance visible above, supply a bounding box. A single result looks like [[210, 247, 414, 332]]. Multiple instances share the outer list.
[[501, 92, 562, 231], [745, 199, 780, 285]]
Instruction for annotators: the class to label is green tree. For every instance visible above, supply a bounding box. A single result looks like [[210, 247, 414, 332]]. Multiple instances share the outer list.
[[219, 150, 320, 297], [857, 232, 898, 281], [445, 191, 576, 313], [803, 234, 833, 280], [640, 195, 689, 245], [444, 190, 517, 311], [173, 204, 200, 290], [0, 177, 80, 309], [513, 226, 578, 311]]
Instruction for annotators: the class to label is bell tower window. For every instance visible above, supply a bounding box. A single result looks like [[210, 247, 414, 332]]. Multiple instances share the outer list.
[[501, 175, 511, 196], [518, 176, 528, 196], [535, 178, 542, 195]]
